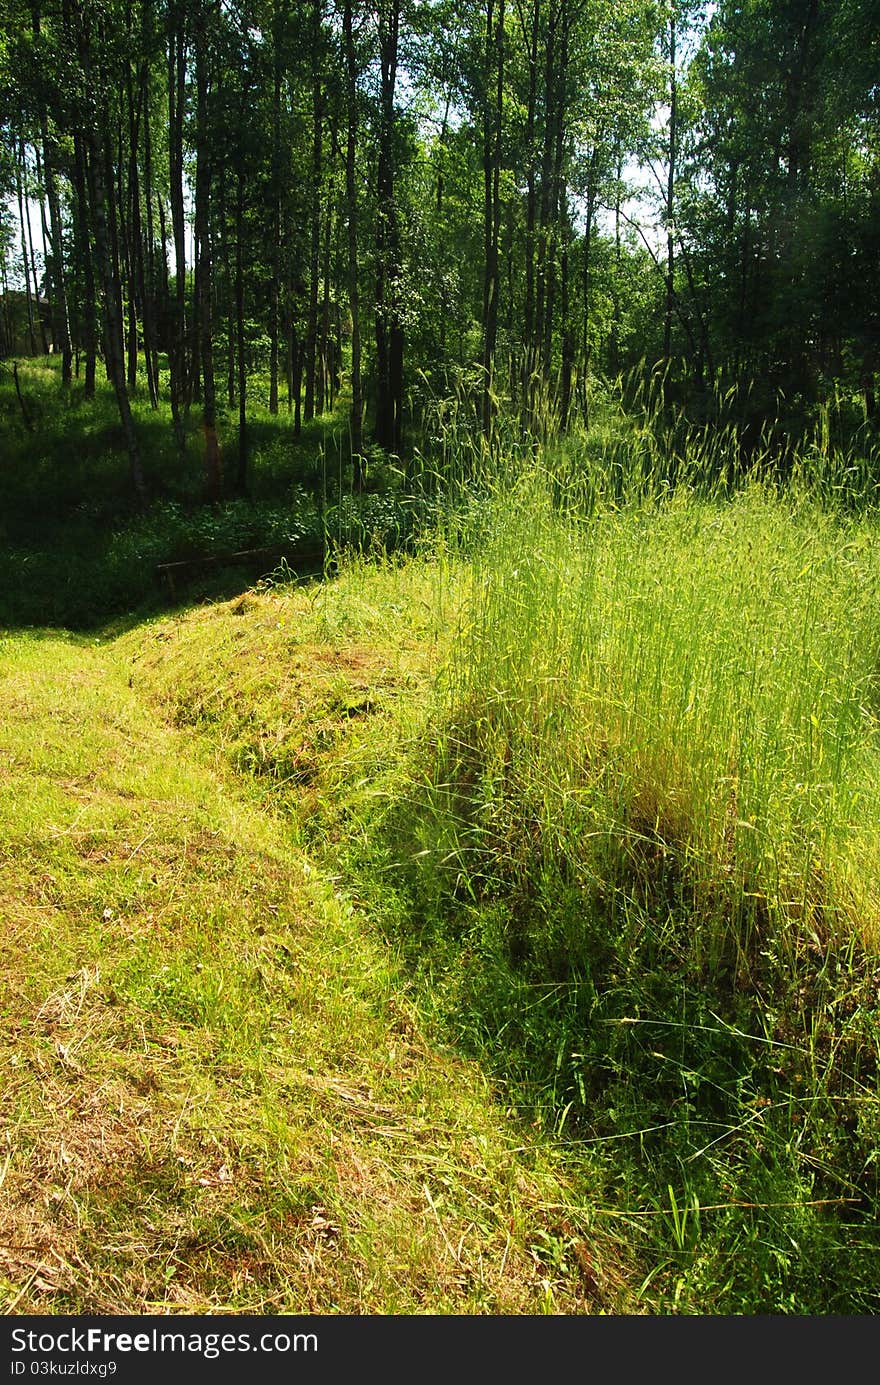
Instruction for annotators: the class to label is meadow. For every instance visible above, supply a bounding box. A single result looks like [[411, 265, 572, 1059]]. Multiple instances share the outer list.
[[1, 357, 879, 1312]]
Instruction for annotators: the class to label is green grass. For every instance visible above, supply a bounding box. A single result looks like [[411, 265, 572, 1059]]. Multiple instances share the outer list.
[[377, 464, 880, 1312], [0, 610, 630, 1314], [117, 495, 880, 1311], [3, 355, 880, 1312]]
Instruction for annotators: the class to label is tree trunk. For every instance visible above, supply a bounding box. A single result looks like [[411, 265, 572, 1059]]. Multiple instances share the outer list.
[[194, 0, 222, 498], [235, 163, 248, 493], [559, 183, 572, 431], [664, 13, 677, 366], [167, 7, 188, 441], [140, 36, 160, 408], [344, 0, 363, 481], [23, 148, 50, 354], [87, 118, 146, 499], [610, 143, 621, 375], [72, 131, 97, 398], [128, 62, 158, 406], [317, 122, 336, 417], [374, 0, 403, 455], [33, 5, 73, 385], [292, 324, 303, 436], [534, 1, 557, 399], [520, 0, 539, 414], [304, 0, 322, 424], [269, 2, 287, 416], [481, 0, 504, 436], [98, 133, 121, 383], [220, 174, 235, 408], [14, 145, 38, 355], [578, 172, 596, 424], [543, 0, 567, 397]]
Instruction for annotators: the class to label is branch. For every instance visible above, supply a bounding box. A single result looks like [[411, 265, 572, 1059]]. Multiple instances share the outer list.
[[609, 204, 699, 358]]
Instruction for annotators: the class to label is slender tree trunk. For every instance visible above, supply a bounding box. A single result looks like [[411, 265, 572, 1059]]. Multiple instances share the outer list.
[[481, 0, 504, 436], [157, 186, 184, 444], [23, 145, 50, 354], [0, 258, 10, 357], [559, 182, 572, 431], [167, 8, 188, 441], [610, 143, 621, 374], [286, 315, 293, 413], [220, 175, 235, 408], [33, 5, 73, 385], [435, 91, 453, 364], [304, 0, 322, 423], [72, 132, 97, 398], [194, 0, 222, 497], [87, 118, 146, 499], [235, 163, 248, 493], [534, 2, 557, 399], [664, 14, 677, 366], [14, 146, 38, 355], [578, 173, 596, 424], [112, 113, 138, 392], [269, 2, 287, 416], [129, 62, 158, 406], [543, 0, 567, 398], [140, 38, 160, 407], [103, 129, 123, 383], [374, 0, 403, 454], [317, 125, 336, 417], [292, 324, 302, 436], [519, 0, 539, 414], [344, 0, 363, 481], [13, 363, 34, 430]]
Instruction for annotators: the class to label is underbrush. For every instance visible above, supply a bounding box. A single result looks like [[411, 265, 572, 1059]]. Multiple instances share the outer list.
[[0, 359, 425, 629]]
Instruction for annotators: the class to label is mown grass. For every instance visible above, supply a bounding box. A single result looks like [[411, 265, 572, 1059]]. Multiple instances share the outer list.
[[0, 618, 630, 1314]]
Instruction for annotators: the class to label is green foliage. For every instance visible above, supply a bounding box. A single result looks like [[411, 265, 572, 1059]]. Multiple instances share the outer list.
[[355, 434, 880, 1313], [0, 360, 432, 628]]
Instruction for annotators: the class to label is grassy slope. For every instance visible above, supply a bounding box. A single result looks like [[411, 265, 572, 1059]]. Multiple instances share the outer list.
[[0, 610, 627, 1314], [3, 359, 879, 1313], [112, 492, 880, 1314]]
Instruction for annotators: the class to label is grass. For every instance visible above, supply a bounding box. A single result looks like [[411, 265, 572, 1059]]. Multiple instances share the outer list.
[[377, 461, 880, 1312], [2, 355, 880, 1312], [115, 505, 880, 1311], [0, 610, 631, 1314]]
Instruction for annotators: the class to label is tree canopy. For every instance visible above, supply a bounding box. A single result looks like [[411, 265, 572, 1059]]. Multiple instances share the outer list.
[[1, 0, 878, 491]]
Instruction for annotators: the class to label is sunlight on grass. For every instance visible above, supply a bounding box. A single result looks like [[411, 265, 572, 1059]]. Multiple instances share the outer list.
[[3, 357, 879, 1311], [0, 626, 624, 1314]]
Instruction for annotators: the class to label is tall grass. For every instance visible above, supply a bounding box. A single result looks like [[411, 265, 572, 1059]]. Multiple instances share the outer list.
[[378, 397, 880, 1310], [415, 432, 880, 944]]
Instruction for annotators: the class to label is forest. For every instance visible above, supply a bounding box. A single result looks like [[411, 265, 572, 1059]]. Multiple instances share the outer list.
[[1, 0, 880, 1318]]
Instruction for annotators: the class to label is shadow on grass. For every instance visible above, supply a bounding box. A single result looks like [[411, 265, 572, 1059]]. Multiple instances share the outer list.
[[0, 364, 412, 631]]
